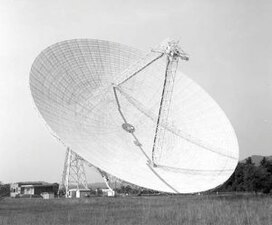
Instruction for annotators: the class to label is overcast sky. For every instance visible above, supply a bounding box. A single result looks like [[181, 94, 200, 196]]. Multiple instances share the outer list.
[[0, 0, 271, 184]]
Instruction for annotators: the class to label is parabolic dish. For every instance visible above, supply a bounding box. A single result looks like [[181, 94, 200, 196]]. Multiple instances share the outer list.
[[30, 39, 239, 193]]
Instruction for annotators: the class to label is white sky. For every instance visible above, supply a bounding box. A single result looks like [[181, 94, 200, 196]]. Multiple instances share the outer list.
[[0, 0, 272, 183]]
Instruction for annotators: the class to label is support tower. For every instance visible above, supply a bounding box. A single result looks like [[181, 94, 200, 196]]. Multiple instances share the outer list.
[[60, 148, 89, 197]]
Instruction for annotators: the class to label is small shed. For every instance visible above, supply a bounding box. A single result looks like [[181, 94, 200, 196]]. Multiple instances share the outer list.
[[67, 189, 91, 198], [101, 188, 115, 197], [41, 192, 55, 199]]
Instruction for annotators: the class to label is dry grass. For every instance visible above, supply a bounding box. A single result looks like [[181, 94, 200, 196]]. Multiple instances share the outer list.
[[0, 195, 271, 225]]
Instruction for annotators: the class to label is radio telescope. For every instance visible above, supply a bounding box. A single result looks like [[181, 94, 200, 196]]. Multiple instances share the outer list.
[[30, 39, 239, 193]]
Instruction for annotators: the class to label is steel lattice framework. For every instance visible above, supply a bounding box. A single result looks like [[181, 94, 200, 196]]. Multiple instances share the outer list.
[[30, 39, 239, 193], [60, 148, 89, 197]]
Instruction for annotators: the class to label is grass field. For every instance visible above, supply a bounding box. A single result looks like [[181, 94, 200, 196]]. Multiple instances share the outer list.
[[0, 194, 271, 225]]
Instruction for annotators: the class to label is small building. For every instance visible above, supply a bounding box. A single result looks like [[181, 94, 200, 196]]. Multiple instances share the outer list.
[[10, 182, 42, 197], [67, 189, 91, 198], [101, 188, 115, 197], [41, 192, 55, 199], [10, 182, 59, 198]]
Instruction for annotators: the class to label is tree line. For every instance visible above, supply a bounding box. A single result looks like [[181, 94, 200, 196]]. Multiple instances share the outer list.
[[215, 157, 272, 194], [0, 182, 10, 198]]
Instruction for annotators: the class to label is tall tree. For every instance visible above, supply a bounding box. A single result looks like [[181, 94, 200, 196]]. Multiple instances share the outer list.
[[245, 157, 254, 165]]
